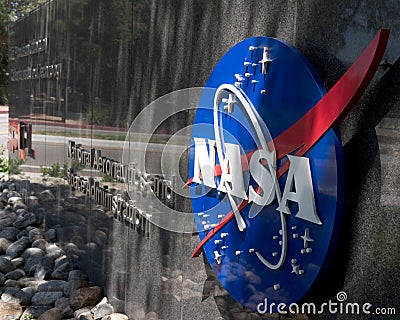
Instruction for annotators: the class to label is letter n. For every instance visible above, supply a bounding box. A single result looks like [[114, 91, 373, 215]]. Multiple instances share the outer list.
[[193, 138, 216, 188]]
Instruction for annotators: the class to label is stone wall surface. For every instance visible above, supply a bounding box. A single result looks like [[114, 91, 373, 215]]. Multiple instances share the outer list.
[[7, 0, 400, 319]]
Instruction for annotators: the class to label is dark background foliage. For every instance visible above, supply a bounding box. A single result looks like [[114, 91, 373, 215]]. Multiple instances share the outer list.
[[0, 0, 47, 105]]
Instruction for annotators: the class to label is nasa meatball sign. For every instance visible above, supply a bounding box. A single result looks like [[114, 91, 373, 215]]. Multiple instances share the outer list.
[[187, 30, 389, 311]]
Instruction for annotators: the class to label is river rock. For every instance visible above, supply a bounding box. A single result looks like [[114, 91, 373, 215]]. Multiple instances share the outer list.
[[5, 236, 30, 258], [0, 178, 130, 320], [74, 307, 94, 320], [32, 238, 50, 250], [0, 257, 15, 273], [38, 280, 69, 293], [0, 238, 11, 253], [0, 227, 19, 241], [43, 228, 56, 242], [34, 207, 46, 224], [51, 261, 73, 280], [29, 227, 44, 242], [70, 286, 103, 310], [5, 268, 25, 280], [11, 257, 24, 268], [68, 269, 88, 281], [55, 296, 74, 317], [1, 287, 31, 306], [22, 306, 52, 318], [39, 190, 56, 201], [4, 279, 20, 288], [13, 212, 37, 229], [26, 195, 39, 208], [103, 314, 129, 320], [7, 196, 22, 206], [0, 217, 13, 229], [34, 264, 53, 280], [0, 300, 22, 319], [18, 277, 46, 290], [37, 307, 62, 320], [64, 242, 79, 256], [22, 247, 45, 260], [93, 297, 114, 319], [13, 202, 28, 210], [24, 255, 51, 274], [31, 291, 64, 306], [21, 286, 33, 298], [16, 226, 35, 240], [68, 279, 90, 297], [46, 243, 64, 259]]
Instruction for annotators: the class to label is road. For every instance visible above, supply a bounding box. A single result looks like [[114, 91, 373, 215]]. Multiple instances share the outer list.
[[20, 134, 187, 177], [20, 135, 125, 173]]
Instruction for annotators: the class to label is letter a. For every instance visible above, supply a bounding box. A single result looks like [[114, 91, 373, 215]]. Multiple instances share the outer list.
[[277, 155, 322, 224]]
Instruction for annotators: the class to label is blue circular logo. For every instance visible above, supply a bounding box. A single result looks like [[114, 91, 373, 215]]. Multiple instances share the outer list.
[[189, 37, 344, 311]]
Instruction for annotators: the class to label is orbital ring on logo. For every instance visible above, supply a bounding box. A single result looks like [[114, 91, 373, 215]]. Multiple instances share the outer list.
[[213, 83, 288, 270], [188, 29, 389, 310]]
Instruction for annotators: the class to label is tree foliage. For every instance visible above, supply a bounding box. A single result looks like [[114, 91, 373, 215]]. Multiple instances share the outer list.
[[8, 0, 48, 20], [0, 1, 10, 105], [0, 0, 47, 104]]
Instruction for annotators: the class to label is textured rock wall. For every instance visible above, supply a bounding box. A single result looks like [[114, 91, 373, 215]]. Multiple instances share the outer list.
[[8, 1, 400, 319], [114, 2, 400, 319]]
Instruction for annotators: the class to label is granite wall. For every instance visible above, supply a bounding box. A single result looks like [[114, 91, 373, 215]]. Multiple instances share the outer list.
[[8, 0, 400, 319]]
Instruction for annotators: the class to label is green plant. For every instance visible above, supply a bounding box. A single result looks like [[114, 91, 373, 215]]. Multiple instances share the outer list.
[[101, 174, 115, 182], [0, 146, 8, 172], [84, 104, 113, 126], [40, 162, 67, 178], [40, 160, 84, 179], [0, 146, 26, 174], [41, 162, 61, 177], [8, 157, 25, 174], [70, 160, 85, 172], [101, 173, 124, 183]]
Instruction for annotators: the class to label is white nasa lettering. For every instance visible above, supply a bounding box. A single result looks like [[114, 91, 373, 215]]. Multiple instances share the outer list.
[[277, 155, 322, 225], [193, 138, 216, 188], [193, 139, 322, 225], [193, 138, 247, 199], [248, 149, 276, 209], [218, 143, 247, 199]]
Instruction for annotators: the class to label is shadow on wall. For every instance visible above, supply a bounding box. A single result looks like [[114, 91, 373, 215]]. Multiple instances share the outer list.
[[305, 54, 400, 319]]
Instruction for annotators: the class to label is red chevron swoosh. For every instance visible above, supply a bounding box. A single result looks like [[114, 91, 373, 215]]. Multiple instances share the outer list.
[[191, 29, 389, 258]]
